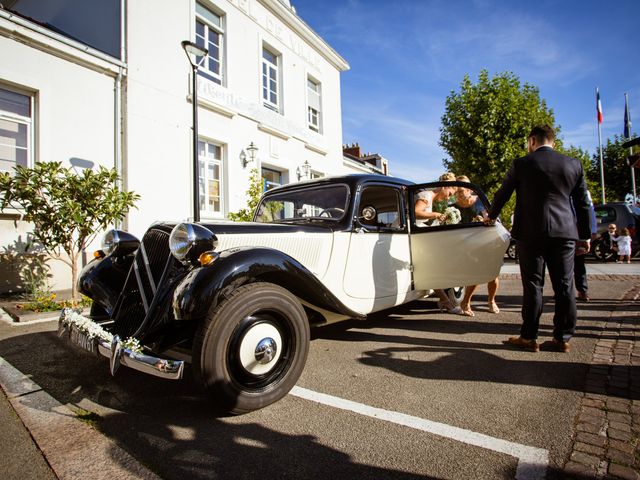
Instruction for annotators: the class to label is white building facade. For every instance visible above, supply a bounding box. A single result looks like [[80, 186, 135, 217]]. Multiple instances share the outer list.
[[0, 0, 350, 293]]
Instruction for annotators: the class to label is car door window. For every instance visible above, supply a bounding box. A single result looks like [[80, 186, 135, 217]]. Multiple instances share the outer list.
[[357, 186, 403, 231], [413, 181, 488, 228]]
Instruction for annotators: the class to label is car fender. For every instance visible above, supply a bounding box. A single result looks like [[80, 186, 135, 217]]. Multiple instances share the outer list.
[[172, 246, 365, 321], [78, 254, 133, 315]]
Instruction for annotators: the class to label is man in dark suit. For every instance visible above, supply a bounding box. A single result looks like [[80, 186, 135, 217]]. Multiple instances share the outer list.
[[486, 125, 591, 353]]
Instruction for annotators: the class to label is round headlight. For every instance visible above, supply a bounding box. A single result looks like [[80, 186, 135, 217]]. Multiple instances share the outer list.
[[169, 223, 217, 264], [102, 229, 120, 255], [101, 229, 140, 257]]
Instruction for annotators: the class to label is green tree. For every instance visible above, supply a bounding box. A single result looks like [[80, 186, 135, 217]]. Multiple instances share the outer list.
[[0, 162, 139, 301], [587, 135, 637, 203], [440, 70, 557, 195], [227, 168, 264, 221]]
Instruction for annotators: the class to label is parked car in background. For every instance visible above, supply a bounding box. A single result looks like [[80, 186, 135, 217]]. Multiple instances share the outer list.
[[58, 174, 509, 414], [592, 202, 640, 261]]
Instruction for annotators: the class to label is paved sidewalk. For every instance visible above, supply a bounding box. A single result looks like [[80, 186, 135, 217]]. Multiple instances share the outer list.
[[0, 355, 161, 480], [563, 284, 640, 479]]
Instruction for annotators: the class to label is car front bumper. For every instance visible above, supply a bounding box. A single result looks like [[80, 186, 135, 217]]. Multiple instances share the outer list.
[[58, 309, 184, 380]]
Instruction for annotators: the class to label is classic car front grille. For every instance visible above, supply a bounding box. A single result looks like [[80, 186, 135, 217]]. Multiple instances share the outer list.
[[112, 228, 171, 338]]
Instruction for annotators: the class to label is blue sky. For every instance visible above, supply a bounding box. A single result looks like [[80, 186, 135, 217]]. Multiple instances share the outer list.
[[294, 0, 640, 182]]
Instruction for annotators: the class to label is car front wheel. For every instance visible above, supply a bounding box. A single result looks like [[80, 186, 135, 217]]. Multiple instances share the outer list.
[[192, 282, 310, 414]]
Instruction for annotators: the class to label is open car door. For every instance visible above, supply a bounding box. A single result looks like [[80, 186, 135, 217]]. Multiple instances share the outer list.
[[408, 181, 510, 290]]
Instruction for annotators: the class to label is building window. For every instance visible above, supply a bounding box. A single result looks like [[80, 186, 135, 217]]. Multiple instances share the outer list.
[[196, 2, 224, 85], [0, 86, 33, 173], [262, 47, 280, 112], [262, 167, 282, 191], [307, 77, 322, 133], [198, 139, 223, 215]]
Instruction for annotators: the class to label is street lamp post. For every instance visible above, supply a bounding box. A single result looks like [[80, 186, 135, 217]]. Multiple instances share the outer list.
[[181, 40, 208, 222]]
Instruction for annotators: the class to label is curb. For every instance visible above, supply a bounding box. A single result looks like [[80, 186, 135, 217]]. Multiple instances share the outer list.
[[0, 357, 161, 480]]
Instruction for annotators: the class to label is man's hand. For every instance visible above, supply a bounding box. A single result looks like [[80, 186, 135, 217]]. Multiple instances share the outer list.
[[576, 239, 590, 256]]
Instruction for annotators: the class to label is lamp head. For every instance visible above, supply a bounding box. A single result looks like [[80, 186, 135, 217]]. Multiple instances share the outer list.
[[181, 40, 208, 68]]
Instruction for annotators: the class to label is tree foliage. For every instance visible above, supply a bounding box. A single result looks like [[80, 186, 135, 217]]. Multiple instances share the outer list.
[[440, 70, 557, 195], [587, 134, 638, 203], [227, 168, 264, 222], [0, 162, 139, 300]]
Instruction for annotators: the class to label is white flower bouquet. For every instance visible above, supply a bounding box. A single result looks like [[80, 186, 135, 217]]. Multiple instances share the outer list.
[[59, 308, 143, 354], [431, 206, 461, 226]]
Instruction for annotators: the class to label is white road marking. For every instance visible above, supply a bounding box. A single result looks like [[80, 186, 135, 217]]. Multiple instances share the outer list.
[[291, 386, 549, 480]]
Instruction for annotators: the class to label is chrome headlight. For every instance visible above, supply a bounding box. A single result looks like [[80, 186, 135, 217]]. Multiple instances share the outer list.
[[101, 229, 140, 257], [169, 223, 217, 264]]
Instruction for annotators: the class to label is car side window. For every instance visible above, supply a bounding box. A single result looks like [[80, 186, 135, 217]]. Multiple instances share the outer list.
[[357, 186, 403, 231], [595, 207, 616, 225]]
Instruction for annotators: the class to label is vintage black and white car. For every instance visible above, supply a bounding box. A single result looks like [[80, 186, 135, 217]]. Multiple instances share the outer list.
[[59, 174, 509, 413]]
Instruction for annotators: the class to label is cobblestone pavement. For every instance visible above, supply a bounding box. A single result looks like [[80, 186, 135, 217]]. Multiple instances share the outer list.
[[561, 281, 640, 479]]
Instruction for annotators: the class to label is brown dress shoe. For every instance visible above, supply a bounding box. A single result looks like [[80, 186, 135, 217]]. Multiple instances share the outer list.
[[504, 336, 539, 352], [544, 338, 571, 353]]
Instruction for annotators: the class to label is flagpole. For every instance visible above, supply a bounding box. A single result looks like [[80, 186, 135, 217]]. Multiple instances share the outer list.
[[625, 93, 637, 203], [597, 88, 606, 204]]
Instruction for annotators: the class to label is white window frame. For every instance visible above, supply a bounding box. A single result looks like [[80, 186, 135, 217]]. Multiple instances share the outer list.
[[262, 46, 281, 112], [198, 138, 225, 217], [195, 2, 225, 85], [0, 85, 34, 173], [307, 77, 322, 133]]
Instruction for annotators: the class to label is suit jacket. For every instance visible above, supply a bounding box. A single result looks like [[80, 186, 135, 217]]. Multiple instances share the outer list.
[[488, 146, 591, 241]]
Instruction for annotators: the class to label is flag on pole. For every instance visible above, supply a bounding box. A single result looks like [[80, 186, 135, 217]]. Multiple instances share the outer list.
[[596, 88, 603, 124], [624, 94, 631, 139]]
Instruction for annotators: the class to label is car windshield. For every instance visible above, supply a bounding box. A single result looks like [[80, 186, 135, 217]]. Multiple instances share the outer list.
[[254, 184, 349, 222]]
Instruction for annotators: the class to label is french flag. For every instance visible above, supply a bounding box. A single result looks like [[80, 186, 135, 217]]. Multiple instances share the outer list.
[[596, 88, 603, 124]]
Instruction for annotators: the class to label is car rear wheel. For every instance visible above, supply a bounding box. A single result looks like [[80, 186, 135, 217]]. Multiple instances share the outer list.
[[192, 282, 309, 414], [592, 240, 615, 262]]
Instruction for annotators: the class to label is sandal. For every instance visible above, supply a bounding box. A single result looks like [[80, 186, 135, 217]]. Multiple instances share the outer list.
[[487, 301, 500, 314], [460, 304, 474, 317]]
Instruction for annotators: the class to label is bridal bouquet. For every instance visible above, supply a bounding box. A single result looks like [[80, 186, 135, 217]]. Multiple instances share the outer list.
[[432, 206, 461, 226]]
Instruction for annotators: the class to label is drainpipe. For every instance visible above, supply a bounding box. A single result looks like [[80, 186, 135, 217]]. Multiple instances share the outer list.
[[115, 0, 128, 230]]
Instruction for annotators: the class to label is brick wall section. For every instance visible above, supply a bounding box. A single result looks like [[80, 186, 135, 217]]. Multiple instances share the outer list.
[[563, 283, 640, 479]]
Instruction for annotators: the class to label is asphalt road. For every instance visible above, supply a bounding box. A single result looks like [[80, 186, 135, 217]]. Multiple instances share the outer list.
[[0, 275, 637, 480]]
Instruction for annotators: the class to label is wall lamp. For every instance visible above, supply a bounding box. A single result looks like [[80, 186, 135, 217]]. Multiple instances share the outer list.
[[297, 160, 311, 181], [241, 141, 258, 168]]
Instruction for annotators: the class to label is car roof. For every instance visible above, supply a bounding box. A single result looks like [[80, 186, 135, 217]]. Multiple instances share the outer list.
[[595, 202, 640, 216], [264, 174, 415, 195]]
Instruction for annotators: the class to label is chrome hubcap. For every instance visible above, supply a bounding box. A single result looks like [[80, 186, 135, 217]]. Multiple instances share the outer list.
[[255, 337, 277, 364], [238, 323, 282, 375]]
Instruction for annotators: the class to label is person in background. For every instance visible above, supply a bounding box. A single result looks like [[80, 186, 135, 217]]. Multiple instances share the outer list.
[[575, 191, 597, 302], [454, 175, 500, 316], [613, 227, 633, 263], [599, 224, 617, 262], [485, 125, 591, 353]]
